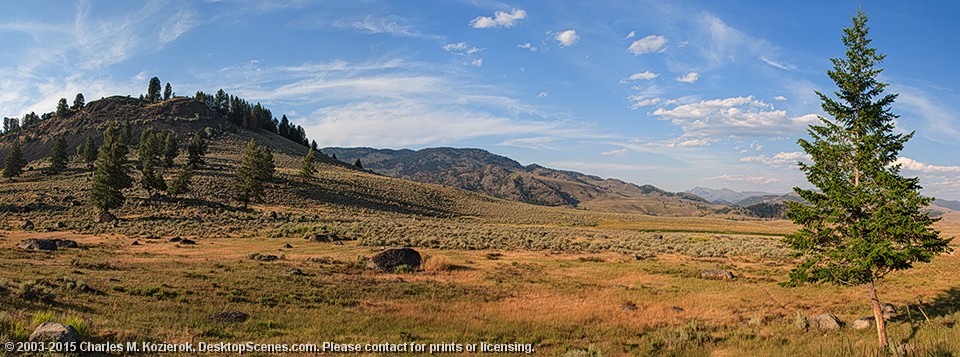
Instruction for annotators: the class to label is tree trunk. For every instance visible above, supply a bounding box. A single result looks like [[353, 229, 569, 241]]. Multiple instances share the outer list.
[[867, 281, 888, 348]]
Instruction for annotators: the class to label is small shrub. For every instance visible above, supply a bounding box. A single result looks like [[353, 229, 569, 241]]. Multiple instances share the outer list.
[[64, 316, 89, 337], [0, 316, 30, 342], [19, 281, 56, 303], [421, 254, 453, 272], [394, 264, 414, 274]]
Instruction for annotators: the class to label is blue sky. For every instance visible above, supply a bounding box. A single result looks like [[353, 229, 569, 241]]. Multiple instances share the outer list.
[[1, 1, 958, 199]]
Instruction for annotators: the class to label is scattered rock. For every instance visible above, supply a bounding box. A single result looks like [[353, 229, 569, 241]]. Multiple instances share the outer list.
[[207, 311, 249, 324], [283, 243, 293, 249], [169, 237, 182, 243], [670, 306, 685, 313], [809, 314, 843, 331], [851, 316, 874, 330], [29, 322, 80, 343], [70, 200, 82, 207], [18, 239, 56, 251], [366, 248, 422, 272], [699, 269, 736, 280], [54, 239, 79, 248], [20, 220, 35, 230], [250, 253, 279, 262], [264, 211, 278, 219], [179, 239, 196, 245], [285, 268, 305, 276], [96, 211, 117, 223], [131, 241, 140, 246], [304, 233, 339, 242], [54, 222, 67, 229]]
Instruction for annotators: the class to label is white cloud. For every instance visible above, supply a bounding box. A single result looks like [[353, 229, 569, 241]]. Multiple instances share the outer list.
[[471, 58, 484, 67], [704, 174, 781, 185], [894, 85, 960, 144], [443, 42, 481, 55], [760, 56, 797, 71], [675, 72, 700, 83], [555, 29, 579, 47], [628, 95, 661, 109], [470, 8, 527, 29], [537, 91, 548, 99], [518, 42, 537, 52], [160, 9, 199, 44], [740, 151, 810, 166], [896, 157, 960, 174], [627, 35, 667, 55], [625, 31, 636, 39], [649, 96, 819, 138], [601, 148, 628, 156], [625, 71, 658, 81], [773, 95, 787, 101]]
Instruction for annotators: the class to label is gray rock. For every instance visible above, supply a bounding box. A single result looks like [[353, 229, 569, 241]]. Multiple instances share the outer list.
[[366, 248, 422, 272], [305, 233, 339, 242], [53, 239, 78, 248], [29, 322, 80, 343], [96, 211, 117, 223], [18, 239, 58, 251], [851, 316, 874, 330], [20, 220, 35, 230], [285, 267, 305, 276], [250, 253, 279, 262], [809, 313, 843, 330], [699, 269, 736, 280], [283, 243, 293, 249], [178, 239, 196, 245]]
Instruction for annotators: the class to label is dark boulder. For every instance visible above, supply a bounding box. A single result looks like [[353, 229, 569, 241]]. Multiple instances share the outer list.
[[366, 248, 422, 272], [305, 233, 339, 242], [179, 239, 196, 245], [53, 239, 79, 248], [20, 220, 35, 230], [18, 239, 58, 251]]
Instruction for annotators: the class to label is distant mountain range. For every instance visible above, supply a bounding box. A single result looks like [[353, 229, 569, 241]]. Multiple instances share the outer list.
[[323, 147, 725, 216], [686, 187, 803, 205]]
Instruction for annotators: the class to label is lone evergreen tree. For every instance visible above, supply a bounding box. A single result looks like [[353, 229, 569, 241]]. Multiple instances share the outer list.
[[2, 141, 26, 178], [147, 77, 162, 102], [73, 93, 85, 110], [299, 148, 316, 183], [233, 140, 275, 205], [56, 98, 69, 117], [186, 132, 207, 168], [354, 159, 363, 169], [783, 11, 951, 349], [50, 136, 68, 173], [90, 124, 132, 218]]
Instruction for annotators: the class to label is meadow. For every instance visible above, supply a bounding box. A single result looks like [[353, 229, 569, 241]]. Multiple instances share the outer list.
[[1, 133, 958, 356]]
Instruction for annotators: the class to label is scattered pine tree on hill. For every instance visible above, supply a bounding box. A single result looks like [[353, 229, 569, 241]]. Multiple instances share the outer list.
[[186, 132, 207, 168], [49, 136, 68, 173], [299, 148, 316, 183], [72, 93, 85, 110], [234, 139, 275, 205], [167, 167, 193, 198], [2, 141, 26, 178], [90, 124, 132, 219], [148, 77, 162, 102], [56, 98, 69, 117]]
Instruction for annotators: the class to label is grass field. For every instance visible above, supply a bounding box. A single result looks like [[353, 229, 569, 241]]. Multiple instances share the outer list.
[[1, 133, 959, 356]]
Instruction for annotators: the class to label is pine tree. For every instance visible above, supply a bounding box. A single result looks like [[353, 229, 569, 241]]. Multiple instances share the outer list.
[[148, 77, 162, 102], [90, 124, 132, 215], [163, 83, 172, 101], [49, 136, 68, 173], [186, 132, 207, 168], [73, 93, 85, 110], [354, 159, 363, 169], [311, 140, 319, 153], [234, 140, 275, 205], [167, 167, 193, 198], [783, 11, 951, 349], [161, 131, 178, 167], [2, 141, 26, 178], [299, 148, 316, 183], [82, 137, 98, 166], [137, 128, 166, 196], [56, 98, 69, 117]]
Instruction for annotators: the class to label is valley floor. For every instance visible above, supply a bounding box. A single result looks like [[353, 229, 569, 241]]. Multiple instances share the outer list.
[[1, 222, 959, 356]]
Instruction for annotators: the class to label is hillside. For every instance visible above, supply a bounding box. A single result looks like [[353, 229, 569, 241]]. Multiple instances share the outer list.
[[324, 147, 725, 216]]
